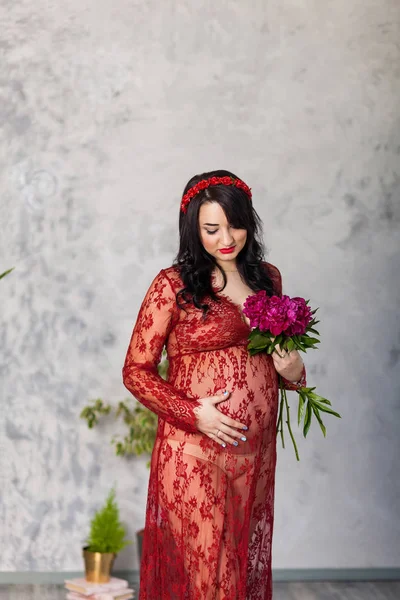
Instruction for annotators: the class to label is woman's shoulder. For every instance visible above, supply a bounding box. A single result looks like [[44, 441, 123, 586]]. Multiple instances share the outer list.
[[261, 261, 282, 295], [161, 264, 180, 275], [142, 267, 182, 304], [156, 265, 183, 290], [261, 260, 281, 278]]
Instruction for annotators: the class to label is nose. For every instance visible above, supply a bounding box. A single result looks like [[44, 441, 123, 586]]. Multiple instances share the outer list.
[[221, 228, 234, 246]]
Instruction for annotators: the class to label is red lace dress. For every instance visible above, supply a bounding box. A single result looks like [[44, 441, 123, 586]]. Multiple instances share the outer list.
[[122, 262, 306, 600]]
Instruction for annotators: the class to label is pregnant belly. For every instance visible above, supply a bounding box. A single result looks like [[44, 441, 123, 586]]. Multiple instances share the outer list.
[[218, 356, 278, 448], [165, 349, 279, 452]]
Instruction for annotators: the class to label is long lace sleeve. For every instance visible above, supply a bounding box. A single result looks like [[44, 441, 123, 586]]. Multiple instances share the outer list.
[[122, 269, 200, 433], [267, 262, 307, 390]]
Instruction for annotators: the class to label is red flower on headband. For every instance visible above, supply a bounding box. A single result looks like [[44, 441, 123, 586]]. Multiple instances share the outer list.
[[180, 176, 252, 213]]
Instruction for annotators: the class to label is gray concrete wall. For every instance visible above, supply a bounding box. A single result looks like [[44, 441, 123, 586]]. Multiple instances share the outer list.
[[1, 0, 399, 572]]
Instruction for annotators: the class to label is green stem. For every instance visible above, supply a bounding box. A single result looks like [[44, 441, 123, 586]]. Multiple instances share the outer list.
[[285, 390, 300, 461], [276, 381, 285, 448], [278, 376, 300, 461]]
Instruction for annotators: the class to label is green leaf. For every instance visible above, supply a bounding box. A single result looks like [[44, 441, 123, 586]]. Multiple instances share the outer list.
[[311, 401, 341, 419], [291, 336, 303, 350], [286, 338, 295, 352], [297, 393, 306, 425], [299, 390, 341, 418], [0, 268, 14, 280], [248, 348, 260, 356], [311, 405, 327, 437], [310, 395, 332, 406], [303, 402, 312, 437], [248, 332, 270, 351], [303, 337, 320, 346], [307, 327, 320, 336], [307, 391, 331, 404]]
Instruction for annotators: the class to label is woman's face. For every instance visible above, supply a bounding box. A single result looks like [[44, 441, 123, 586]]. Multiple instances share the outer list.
[[198, 201, 247, 269]]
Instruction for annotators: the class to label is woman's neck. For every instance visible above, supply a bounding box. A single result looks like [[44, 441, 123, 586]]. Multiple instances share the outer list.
[[215, 261, 238, 273]]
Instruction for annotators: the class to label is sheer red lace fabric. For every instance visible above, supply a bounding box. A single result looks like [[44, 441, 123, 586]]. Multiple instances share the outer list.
[[122, 262, 306, 600]]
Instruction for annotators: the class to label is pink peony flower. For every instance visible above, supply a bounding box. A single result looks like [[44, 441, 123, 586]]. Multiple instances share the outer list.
[[284, 297, 313, 336], [242, 290, 270, 329], [259, 295, 294, 335], [243, 292, 312, 337]]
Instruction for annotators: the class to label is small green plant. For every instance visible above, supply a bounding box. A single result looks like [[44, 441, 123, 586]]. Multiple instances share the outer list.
[[0, 268, 14, 280], [85, 487, 132, 554], [80, 350, 168, 463]]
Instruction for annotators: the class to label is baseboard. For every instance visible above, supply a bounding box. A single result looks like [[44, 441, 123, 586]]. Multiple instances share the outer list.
[[0, 568, 399, 585], [273, 568, 400, 581]]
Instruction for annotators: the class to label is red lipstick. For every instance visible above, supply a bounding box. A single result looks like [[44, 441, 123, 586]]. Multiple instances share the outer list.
[[219, 246, 236, 254]]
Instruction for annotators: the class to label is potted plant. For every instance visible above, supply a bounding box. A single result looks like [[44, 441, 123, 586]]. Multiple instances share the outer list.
[[80, 349, 168, 561], [83, 486, 132, 582]]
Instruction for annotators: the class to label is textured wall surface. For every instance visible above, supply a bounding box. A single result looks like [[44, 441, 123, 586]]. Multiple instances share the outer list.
[[1, 0, 400, 572]]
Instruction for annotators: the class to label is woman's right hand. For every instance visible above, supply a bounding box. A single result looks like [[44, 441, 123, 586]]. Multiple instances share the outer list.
[[194, 391, 248, 447]]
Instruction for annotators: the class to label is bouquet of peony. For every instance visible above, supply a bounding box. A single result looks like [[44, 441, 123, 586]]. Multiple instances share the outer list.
[[242, 292, 341, 460]]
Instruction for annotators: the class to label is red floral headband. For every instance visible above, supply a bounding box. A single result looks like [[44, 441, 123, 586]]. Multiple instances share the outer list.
[[180, 175, 252, 213]]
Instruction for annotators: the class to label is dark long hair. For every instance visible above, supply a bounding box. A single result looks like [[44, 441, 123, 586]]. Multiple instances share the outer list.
[[172, 169, 276, 316]]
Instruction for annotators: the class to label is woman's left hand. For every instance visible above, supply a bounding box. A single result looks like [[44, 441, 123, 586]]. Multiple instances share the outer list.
[[272, 343, 304, 383]]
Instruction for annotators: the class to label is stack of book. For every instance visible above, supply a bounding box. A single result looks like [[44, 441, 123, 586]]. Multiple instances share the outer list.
[[64, 576, 135, 600]]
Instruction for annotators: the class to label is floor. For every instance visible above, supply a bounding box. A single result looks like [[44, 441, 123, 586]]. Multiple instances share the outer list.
[[0, 581, 399, 599]]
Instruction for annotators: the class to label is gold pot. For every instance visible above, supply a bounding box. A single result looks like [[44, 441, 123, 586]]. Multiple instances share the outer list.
[[82, 547, 117, 583]]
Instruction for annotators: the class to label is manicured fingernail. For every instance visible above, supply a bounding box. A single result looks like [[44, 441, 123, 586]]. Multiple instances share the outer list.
[[242, 426, 248, 430], [233, 441, 238, 446], [241, 436, 247, 442], [223, 390, 229, 395], [221, 442, 226, 447]]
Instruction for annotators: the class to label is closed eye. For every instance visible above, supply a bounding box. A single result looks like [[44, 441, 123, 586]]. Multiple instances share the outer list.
[[205, 230, 218, 235]]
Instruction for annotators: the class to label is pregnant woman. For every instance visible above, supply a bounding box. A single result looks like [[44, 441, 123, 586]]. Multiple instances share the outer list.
[[122, 169, 306, 600]]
